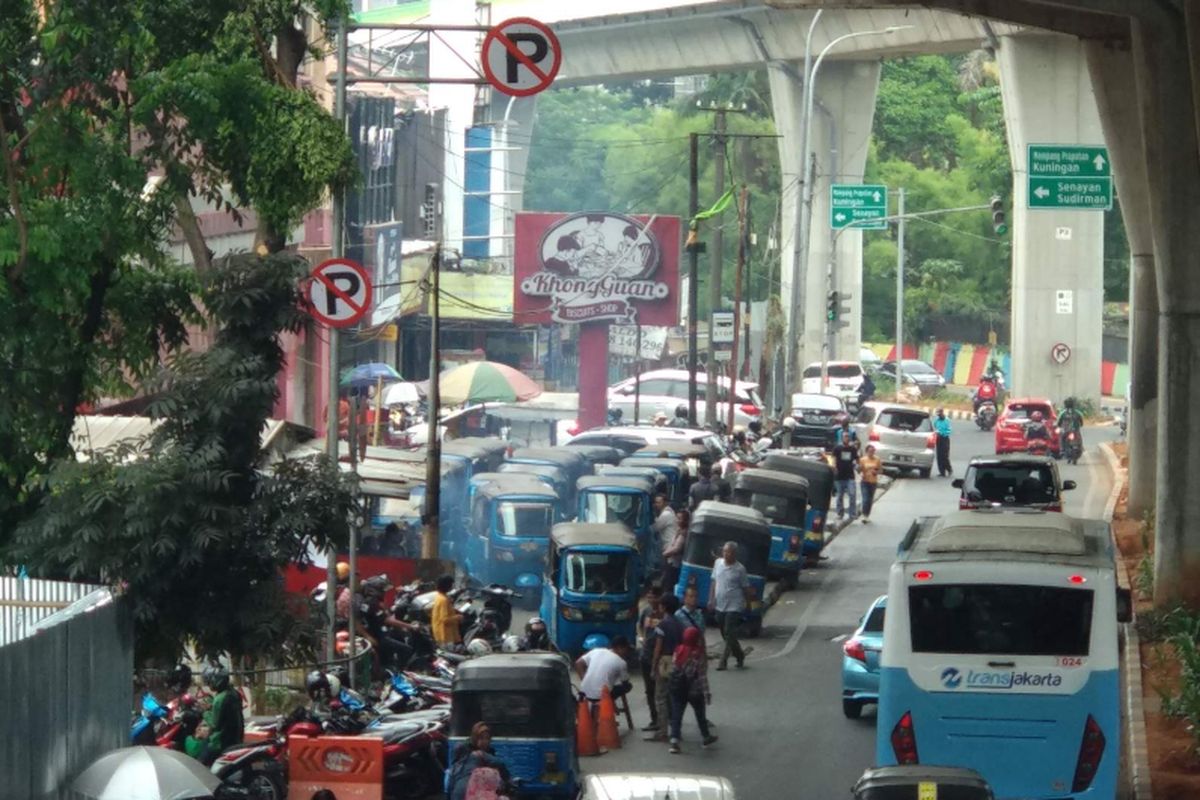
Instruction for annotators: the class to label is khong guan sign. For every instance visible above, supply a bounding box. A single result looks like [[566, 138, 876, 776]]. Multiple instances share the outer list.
[[514, 212, 681, 325]]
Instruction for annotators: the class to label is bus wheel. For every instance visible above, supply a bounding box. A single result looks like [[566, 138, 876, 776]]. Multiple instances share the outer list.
[[842, 699, 863, 719]]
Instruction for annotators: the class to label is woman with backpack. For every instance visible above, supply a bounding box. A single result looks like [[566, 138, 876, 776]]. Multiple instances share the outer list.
[[667, 626, 718, 754]]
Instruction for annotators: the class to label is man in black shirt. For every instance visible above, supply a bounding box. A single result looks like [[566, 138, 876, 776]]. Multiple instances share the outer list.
[[688, 463, 720, 510], [831, 438, 860, 520]]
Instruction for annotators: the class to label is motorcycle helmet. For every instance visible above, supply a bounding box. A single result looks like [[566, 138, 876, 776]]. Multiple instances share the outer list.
[[1064, 396, 1076, 409], [167, 663, 193, 692], [330, 664, 351, 690], [305, 670, 335, 702], [501, 635, 521, 653], [336, 562, 351, 581], [782, 416, 797, 430], [466, 638, 492, 657], [362, 575, 392, 598], [675, 404, 688, 419], [202, 664, 230, 693], [1031, 410, 1044, 422], [748, 420, 763, 435]]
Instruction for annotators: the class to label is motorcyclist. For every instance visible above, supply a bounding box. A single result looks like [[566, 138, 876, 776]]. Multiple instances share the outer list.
[[520, 617, 555, 651], [357, 576, 418, 673], [972, 375, 999, 413], [1025, 410, 1051, 445], [668, 404, 690, 428], [606, 407, 623, 426], [857, 372, 876, 406], [197, 665, 243, 760], [984, 358, 1006, 401], [1058, 397, 1085, 450]]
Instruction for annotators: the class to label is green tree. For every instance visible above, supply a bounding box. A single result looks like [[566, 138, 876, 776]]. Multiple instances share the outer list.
[[11, 254, 358, 663], [0, 1, 355, 540]]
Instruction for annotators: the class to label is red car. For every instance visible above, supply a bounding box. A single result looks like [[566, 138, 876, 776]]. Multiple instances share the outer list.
[[994, 397, 1061, 456]]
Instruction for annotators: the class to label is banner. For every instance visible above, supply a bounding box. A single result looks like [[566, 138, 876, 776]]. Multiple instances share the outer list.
[[514, 212, 681, 326], [609, 325, 668, 360]]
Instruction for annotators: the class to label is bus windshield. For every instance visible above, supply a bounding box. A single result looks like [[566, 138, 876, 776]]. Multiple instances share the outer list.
[[581, 492, 643, 529], [496, 502, 554, 538], [909, 584, 1093, 656], [563, 551, 630, 595]]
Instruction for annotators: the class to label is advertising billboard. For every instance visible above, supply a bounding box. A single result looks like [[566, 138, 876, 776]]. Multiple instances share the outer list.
[[513, 212, 681, 326]]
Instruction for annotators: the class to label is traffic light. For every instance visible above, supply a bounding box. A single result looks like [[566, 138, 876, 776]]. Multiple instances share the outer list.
[[826, 290, 839, 322], [991, 195, 1008, 235], [836, 293, 852, 329]]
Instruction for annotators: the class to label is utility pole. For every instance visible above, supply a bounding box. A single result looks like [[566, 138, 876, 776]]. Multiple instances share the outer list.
[[705, 108, 727, 427], [895, 188, 906, 402], [324, 14, 349, 665], [421, 244, 442, 559], [727, 185, 750, 434], [687, 133, 700, 426]]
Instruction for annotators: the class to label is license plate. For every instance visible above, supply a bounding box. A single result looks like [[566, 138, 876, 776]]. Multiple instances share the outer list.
[[749, 600, 763, 611], [783, 552, 799, 562], [589, 601, 610, 612], [895, 454, 912, 463]]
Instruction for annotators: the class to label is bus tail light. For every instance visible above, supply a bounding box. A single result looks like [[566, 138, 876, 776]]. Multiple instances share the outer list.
[[890, 711, 919, 764], [1071, 714, 1105, 792], [842, 638, 866, 663]]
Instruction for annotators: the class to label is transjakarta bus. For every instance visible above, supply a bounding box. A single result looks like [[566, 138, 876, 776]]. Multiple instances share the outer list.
[[877, 509, 1131, 800]]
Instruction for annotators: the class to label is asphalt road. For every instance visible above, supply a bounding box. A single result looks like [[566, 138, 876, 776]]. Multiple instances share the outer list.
[[584, 422, 1121, 798]]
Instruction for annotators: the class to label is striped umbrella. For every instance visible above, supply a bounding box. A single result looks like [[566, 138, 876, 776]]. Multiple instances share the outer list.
[[438, 361, 543, 405]]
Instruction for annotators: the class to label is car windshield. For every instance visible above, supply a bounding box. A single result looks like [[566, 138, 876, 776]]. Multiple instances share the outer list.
[[581, 491, 643, 528], [909, 584, 1093, 656], [563, 551, 630, 595], [496, 502, 554, 538], [876, 410, 933, 432], [965, 464, 1058, 504], [792, 394, 842, 412], [903, 360, 936, 374]]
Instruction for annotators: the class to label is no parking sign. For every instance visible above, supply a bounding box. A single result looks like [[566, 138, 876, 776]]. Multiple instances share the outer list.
[[305, 258, 372, 328], [481, 17, 562, 97]]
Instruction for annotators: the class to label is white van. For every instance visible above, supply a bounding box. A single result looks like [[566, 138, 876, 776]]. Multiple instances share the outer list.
[[800, 361, 864, 404], [583, 774, 735, 800]]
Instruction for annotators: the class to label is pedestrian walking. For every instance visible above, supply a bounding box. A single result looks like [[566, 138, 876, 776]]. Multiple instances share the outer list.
[[675, 585, 706, 638], [643, 594, 684, 742], [934, 408, 953, 477], [654, 494, 683, 593], [708, 542, 754, 671], [859, 444, 883, 522], [832, 436, 859, 520], [667, 626, 717, 753], [637, 586, 663, 731]]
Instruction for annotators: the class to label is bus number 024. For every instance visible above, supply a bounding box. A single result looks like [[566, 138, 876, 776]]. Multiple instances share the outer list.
[[1057, 656, 1085, 668]]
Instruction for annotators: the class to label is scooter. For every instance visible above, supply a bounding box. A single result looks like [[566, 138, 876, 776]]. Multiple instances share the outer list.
[[975, 400, 998, 431], [378, 670, 452, 714], [1026, 427, 1053, 457], [461, 584, 521, 649], [1062, 429, 1083, 465]]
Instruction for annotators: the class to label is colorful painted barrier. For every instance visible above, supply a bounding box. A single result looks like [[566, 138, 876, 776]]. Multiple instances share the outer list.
[[866, 341, 1127, 394]]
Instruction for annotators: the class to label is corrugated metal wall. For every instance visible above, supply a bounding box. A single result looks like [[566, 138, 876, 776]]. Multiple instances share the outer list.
[[0, 587, 133, 800], [1, 578, 102, 648]]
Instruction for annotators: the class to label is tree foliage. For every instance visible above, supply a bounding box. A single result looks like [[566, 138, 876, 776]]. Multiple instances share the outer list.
[[12, 254, 358, 663], [0, 0, 355, 539]]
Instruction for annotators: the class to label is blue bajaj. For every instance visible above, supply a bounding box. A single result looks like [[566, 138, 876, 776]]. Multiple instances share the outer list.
[[497, 462, 571, 518], [678, 502, 771, 637], [575, 475, 656, 572], [506, 448, 590, 513], [595, 465, 668, 501], [731, 468, 809, 582], [541, 523, 639, 657], [449, 653, 578, 799], [619, 456, 688, 509], [465, 478, 559, 597], [761, 452, 835, 558]]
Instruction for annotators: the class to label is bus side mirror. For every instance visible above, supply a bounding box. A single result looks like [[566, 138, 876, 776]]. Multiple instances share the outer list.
[[1116, 587, 1133, 623], [951, 478, 964, 489], [1062, 480, 1077, 491]]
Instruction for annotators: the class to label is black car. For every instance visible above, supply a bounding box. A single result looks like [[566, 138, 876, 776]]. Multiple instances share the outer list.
[[951, 454, 1076, 511], [787, 393, 850, 449]]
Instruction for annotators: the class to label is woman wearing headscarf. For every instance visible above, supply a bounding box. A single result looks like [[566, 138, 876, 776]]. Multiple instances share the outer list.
[[666, 626, 718, 753], [448, 722, 510, 800]]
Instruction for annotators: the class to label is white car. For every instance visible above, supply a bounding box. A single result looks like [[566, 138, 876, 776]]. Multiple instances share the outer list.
[[799, 361, 864, 405], [607, 369, 764, 428]]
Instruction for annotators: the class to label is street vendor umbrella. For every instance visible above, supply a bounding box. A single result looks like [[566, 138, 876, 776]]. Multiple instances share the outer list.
[[384, 380, 424, 406], [72, 746, 220, 800], [438, 361, 543, 405], [340, 361, 401, 391]]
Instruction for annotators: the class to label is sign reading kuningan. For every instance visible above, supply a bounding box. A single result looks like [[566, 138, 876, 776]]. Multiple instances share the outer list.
[[514, 212, 681, 325]]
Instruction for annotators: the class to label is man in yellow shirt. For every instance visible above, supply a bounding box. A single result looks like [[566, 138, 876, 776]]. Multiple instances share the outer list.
[[858, 444, 883, 523], [431, 574, 463, 646]]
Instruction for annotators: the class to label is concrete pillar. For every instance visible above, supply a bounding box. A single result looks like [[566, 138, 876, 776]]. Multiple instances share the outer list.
[[767, 61, 806, 403], [1127, 10, 1200, 608], [802, 60, 881, 368], [997, 33, 1105, 405], [1085, 41, 1157, 519]]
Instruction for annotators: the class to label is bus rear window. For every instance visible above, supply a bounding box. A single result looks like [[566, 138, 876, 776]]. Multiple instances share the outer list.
[[908, 584, 1093, 656]]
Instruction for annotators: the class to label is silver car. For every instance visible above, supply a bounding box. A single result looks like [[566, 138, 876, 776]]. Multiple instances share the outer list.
[[852, 403, 935, 478]]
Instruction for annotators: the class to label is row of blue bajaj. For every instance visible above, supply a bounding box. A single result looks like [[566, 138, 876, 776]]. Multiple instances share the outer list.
[[409, 437, 837, 798]]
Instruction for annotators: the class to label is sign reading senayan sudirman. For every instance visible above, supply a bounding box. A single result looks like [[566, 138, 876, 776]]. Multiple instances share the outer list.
[[513, 211, 681, 326]]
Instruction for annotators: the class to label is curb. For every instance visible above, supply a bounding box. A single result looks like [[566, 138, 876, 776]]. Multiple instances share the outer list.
[[914, 405, 973, 421], [1099, 441, 1152, 800]]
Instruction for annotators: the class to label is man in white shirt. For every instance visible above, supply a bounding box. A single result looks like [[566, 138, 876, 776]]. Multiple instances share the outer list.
[[574, 636, 634, 703], [652, 494, 682, 591]]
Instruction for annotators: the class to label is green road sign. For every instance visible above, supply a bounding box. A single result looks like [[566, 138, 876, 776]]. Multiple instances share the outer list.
[[831, 184, 888, 230], [1027, 144, 1113, 210]]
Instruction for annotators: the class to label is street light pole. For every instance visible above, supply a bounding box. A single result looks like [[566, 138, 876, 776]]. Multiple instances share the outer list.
[[895, 188, 905, 402], [791, 24, 911, 392]]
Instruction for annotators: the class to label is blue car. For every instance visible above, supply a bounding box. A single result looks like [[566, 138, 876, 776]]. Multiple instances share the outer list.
[[842, 594, 886, 719]]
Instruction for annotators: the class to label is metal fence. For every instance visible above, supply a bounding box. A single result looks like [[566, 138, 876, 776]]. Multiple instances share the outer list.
[[0, 584, 133, 800], [1, 577, 103, 648]]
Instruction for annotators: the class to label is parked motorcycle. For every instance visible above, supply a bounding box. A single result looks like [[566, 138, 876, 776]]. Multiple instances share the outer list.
[[130, 692, 202, 750], [461, 584, 521, 649], [975, 400, 998, 431], [378, 670, 451, 714]]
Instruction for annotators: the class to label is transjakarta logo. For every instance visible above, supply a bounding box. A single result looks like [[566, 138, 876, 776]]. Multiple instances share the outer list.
[[940, 667, 1063, 690]]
